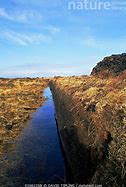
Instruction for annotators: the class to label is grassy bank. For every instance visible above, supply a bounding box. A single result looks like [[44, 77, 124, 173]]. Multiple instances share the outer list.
[[0, 78, 49, 156], [50, 72, 126, 186]]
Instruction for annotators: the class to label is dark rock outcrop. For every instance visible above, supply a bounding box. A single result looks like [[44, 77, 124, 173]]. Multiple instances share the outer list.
[[91, 53, 126, 77]]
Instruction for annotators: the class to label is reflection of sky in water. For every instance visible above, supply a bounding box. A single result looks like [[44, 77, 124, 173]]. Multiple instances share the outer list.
[[0, 88, 65, 186]]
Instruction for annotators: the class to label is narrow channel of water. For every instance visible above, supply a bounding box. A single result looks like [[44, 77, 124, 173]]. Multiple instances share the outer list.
[[0, 87, 65, 186]]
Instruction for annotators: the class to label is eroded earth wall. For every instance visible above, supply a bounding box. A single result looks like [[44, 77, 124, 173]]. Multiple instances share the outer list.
[[50, 74, 126, 186]]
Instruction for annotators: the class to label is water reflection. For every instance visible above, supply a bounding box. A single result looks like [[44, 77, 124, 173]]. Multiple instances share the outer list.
[[0, 87, 65, 186]]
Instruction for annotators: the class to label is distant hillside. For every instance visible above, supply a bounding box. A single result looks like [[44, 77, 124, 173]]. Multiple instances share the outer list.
[[91, 53, 126, 77]]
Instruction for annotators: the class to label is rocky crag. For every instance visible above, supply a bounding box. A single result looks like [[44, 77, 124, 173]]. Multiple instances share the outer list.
[[50, 54, 126, 186], [91, 53, 126, 77]]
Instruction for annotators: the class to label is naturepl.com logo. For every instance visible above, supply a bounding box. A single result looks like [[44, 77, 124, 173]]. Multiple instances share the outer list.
[[68, 0, 126, 11]]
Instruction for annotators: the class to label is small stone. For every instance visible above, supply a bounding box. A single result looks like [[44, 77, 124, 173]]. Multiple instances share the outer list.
[[86, 104, 96, 112], [5, 124, 13, 130]]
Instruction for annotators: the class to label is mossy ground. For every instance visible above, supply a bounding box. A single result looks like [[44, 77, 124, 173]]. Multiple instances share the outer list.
[[0, 78, 49, 156]]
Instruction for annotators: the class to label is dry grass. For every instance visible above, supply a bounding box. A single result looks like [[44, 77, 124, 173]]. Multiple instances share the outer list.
[[0, 78, 49, 156], [52, 72, 126, 186]]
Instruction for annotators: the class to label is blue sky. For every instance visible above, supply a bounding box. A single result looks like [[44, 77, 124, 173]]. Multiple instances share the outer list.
[[0, 0, 126, 77]]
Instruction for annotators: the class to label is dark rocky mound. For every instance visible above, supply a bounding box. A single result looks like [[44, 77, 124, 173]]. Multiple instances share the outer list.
[[91, 53, 126, 77]]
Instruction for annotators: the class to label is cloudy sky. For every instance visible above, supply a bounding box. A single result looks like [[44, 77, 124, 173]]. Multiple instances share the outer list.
[[0, 0, 126, 77]]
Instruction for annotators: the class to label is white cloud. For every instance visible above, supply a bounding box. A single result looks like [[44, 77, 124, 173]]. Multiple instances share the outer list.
[[12, 0, 62, 7], [0, 8, 43, 23], [48, 26, 61, 34], [1, 30, 52, 46], [82, 36, 97, 47], [81, 35, 126, 50], [0, 8, 10, 19], [0, 64, 88, 78], [37, 25, 61, 35]]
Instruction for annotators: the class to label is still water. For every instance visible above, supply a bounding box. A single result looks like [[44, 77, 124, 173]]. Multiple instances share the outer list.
[[0, 87, 65, 187]]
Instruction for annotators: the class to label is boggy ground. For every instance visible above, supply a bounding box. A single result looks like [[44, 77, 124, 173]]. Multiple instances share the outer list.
[[0, 78, 49, 156], [51, 71, 126, 186]]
